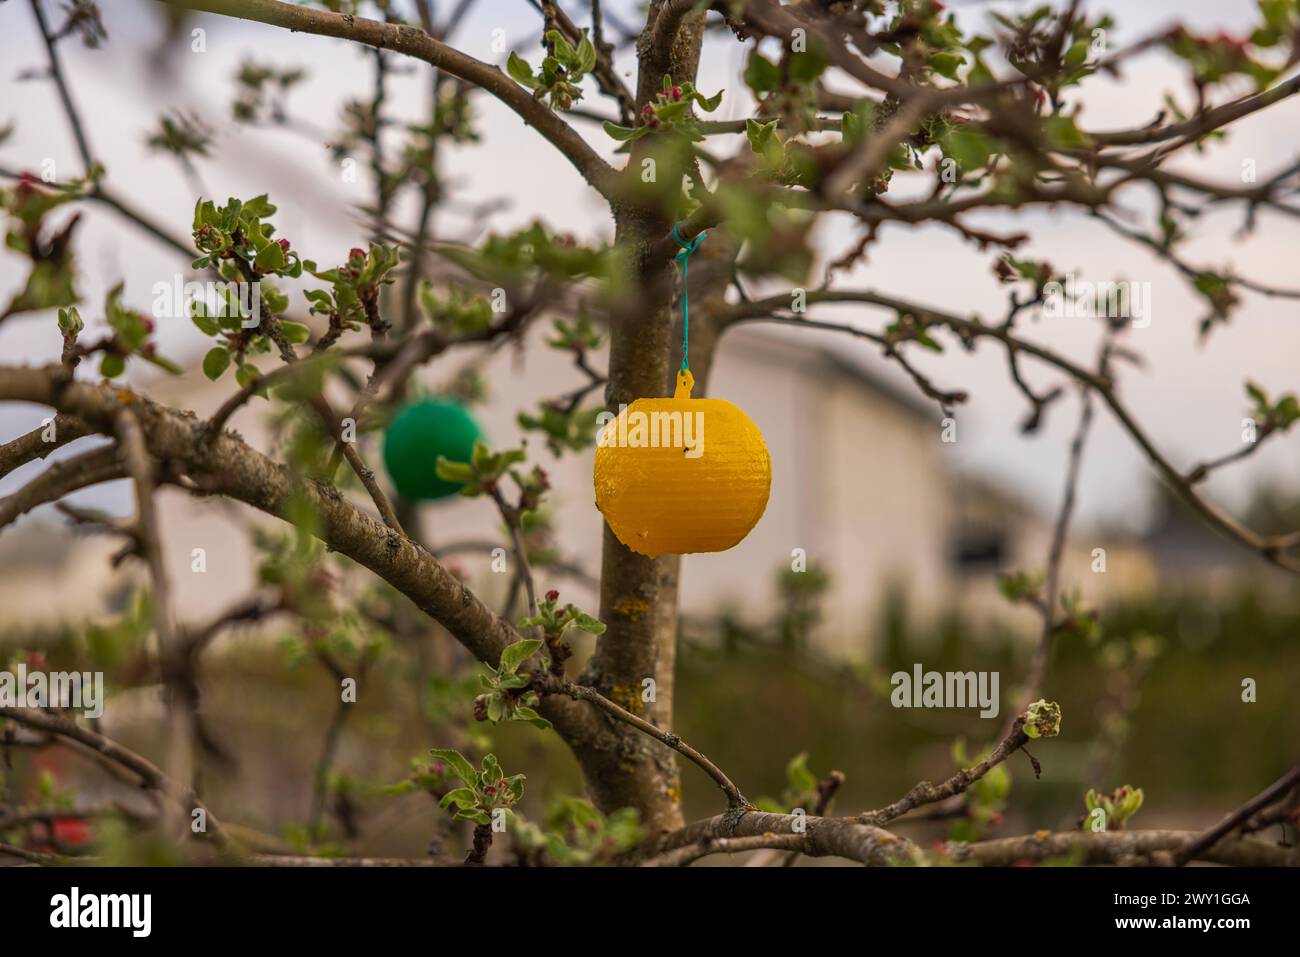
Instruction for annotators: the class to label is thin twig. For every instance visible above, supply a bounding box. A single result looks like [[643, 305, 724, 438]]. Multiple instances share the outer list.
[[0, 707, 228, 847], [0, 444, 123, 530], [165, 0, 616, 197], [861, 718, 1032, 826], [724, 290, 1300, 574], [1015, 386, 1095, 719], [0, 414, 90, 479], [115, 410, 195, 834], [30, 0, 93, 172], [489, 487, 538, 624], [535, 674, 749, 810], [1174, 763, 1300, 866]]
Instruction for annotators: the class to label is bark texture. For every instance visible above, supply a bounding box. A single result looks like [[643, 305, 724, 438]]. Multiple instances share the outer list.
[[578, 2, 730, 834]]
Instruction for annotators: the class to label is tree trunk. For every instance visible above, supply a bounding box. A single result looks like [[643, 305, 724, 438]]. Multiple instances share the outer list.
[[573, 4, 718, 835]]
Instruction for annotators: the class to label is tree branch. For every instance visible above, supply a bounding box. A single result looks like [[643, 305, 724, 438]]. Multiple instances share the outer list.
[[950, 828, 1298, 867], [861, 717, 1034, 826], [161, 0, 617, 199], [546, 0, 635, 124], [0, 414, 91, 480], [116, 409, 198, 832], [639, 811, 919, 866], [640, 832, 807, 867], [0, 443, 123, 530], [30, 0, 93, 173], [1089, 72, 1300, 146], [1016, 385, 1095, 718], [535, 674, 748, 809], [722, 290, 1300, 573], [0, 364, 600, 746], [0, 707, 228, 848], [1174, 763, 1300, 866]]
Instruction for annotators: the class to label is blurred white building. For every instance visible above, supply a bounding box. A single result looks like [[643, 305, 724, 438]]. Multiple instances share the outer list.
[[0, 317, 1164, 659]]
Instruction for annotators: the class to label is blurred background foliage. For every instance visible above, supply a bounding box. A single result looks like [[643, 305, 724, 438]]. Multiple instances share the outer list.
[[4, 560, 1297, 861]]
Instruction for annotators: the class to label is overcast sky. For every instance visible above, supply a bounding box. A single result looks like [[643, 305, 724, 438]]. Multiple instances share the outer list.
[[1, 0, 1297, 531]]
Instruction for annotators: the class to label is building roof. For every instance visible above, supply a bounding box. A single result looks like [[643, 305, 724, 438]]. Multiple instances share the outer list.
[[719, 323, 940, 422]]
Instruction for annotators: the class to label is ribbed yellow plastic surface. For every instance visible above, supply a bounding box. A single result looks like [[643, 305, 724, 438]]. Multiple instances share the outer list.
[[593, 369, 771, 557]]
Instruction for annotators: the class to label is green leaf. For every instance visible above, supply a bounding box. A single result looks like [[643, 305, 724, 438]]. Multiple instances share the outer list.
[[198, 199, 220, 227], [929, 51, 965, 80], [255, 241, 286, 272], [1064, 39, 1089, 71], [602, 121, 646, 142], [576, 32, 597, 75], [943, 128, 994, 171], [997, 568, 1043, 603], [264, 286, 289, 313], [219, 197, 242, 231], [693, 88, 723, 112], [914, 328, 944, 352], [546, 30, 578, 69], [428, 748, 477, 787], [746, 118, 779, 154], [498, 638, 543, 676], [1043, 114, 1089, 148], [438, 787, 478, 810], [191, 310, 220, 337], [505, 775, 525, 801], [655, 99, 691, 124], [279, 320, 310, 344], [1274, 395, 1300, 428], [788, 49, 826, 83], [242, 194, 277, 217], [434, 457, 473, 484], [744, 51, 782, 93], [507, 52, 537, 88], [203, 347, 231, 381], [786, 752, 817, 794], [513, 706, 552, 731], [571, 612, 606, 636], [99, 353, 126, 379], [540, 55, 560, 86], [841, 108, 868, 144], [232, 363, 256, 390]]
